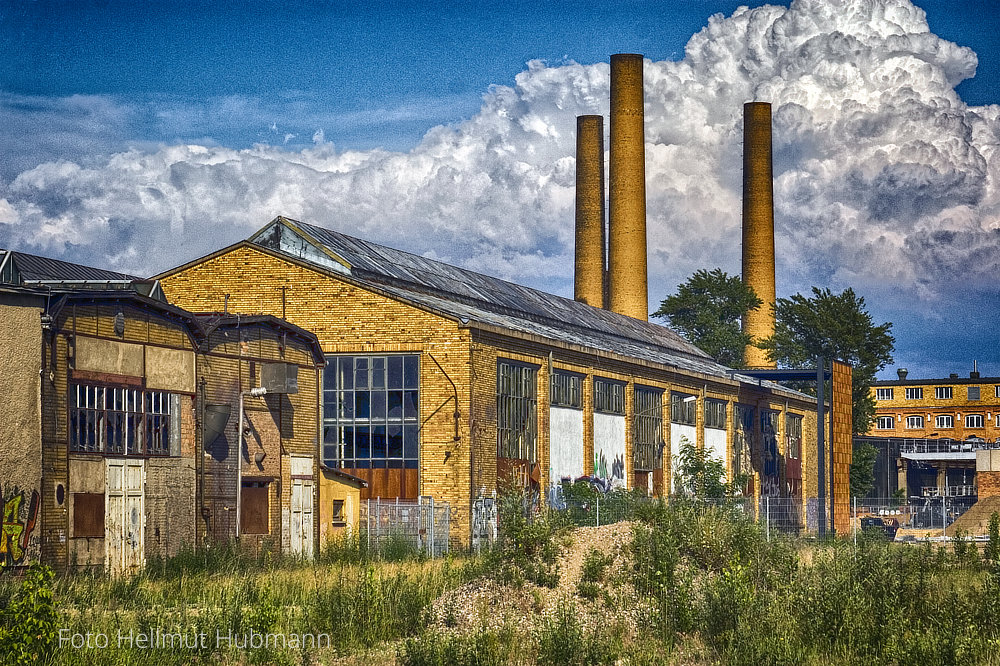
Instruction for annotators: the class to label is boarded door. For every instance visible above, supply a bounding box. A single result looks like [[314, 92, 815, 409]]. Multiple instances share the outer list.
[[290, 479, 314, 558], [106, 459, 144, 576], [290, 455, 314, 558]]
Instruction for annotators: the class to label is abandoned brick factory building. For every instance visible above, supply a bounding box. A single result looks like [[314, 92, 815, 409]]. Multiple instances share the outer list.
[[0, 249, 364, 573], [1, 54, 853, 566]]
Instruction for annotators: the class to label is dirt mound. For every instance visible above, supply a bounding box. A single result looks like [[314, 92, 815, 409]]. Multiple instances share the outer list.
[[427, 521, 642, 633]]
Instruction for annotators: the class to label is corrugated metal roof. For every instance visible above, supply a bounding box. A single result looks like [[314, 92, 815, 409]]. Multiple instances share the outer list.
[[250, 217, 809, 398], [4, 249, 139, 283]]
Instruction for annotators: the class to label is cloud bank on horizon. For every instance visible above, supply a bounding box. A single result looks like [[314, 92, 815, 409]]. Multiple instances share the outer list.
[[2, 0, 999, 347]]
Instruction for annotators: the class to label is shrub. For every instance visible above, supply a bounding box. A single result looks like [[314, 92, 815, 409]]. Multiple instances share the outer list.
[[0, 564, 57, 666]]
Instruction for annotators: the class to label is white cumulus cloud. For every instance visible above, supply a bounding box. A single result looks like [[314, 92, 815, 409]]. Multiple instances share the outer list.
[[2, 0, 999, 350]]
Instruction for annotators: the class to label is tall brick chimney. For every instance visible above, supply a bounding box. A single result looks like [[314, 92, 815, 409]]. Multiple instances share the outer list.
[[607, 54, 648, 321], [574, 115, 607, 308], [742, 101, 777, 368]]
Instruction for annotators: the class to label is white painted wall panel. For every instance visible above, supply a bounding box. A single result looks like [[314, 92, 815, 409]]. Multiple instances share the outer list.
[[549, 407, 584, 484], [593, 413, 626, 488], [670, 424, 698, 492], [705, 428, 728, 480]]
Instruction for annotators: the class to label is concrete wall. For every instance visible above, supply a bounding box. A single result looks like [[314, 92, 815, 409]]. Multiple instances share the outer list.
[[705, 427, 728, 476], [0, 298, 43, 569], [670, 424, 698, 492]]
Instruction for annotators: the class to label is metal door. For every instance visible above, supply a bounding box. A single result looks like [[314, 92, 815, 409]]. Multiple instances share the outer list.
[[290, 479, 314, 558], [106, 458, 144, 575]]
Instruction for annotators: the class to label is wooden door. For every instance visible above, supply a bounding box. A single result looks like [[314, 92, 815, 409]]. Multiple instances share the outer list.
[[106, 459, 144, 576]]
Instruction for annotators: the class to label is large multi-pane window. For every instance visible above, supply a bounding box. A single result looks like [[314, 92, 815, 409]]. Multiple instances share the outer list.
[[875, 388, 893, 400], [786, 413, 802, 459], [877, 415, 895, 429], [634, 387, 664, 471], [70, 383, 177, 456], [905, 415, 924, 429], [704, 399, 727, 429], [550, 371, 582, 409], [594, 378, 625, 415], [670, 392, 696, 425], [935, 387, 953, 400], [936, 414, 954, 428], [966, 414, 984, 428], [905, 387, 923, 400], [497, 360, 538, 461], [322, 355, 419, 469]]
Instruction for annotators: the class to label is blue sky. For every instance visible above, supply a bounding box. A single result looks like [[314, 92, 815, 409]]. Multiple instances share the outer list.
[[1, 0, 999, 380]]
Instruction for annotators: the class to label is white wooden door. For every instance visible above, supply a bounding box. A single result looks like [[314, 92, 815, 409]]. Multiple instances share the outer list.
[[290, 478, 314, 558], [106, 459, 145, 576]]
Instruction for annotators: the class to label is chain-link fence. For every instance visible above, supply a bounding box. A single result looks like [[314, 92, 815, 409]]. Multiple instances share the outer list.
[[361, 496, 449, 557]]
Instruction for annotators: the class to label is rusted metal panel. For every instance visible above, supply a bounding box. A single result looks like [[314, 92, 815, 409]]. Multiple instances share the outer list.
[[72, 493, 104, 538]]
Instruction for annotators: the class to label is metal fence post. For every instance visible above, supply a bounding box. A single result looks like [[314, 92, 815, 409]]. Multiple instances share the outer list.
[[942, 495, 947, 541], [429, 496, 436, 558], [766, 496, 770, 542], [853, 496, 857, 546], [376, 496, 381, 551], [367, 498, 371, 552], [596, 496, 600, 528]]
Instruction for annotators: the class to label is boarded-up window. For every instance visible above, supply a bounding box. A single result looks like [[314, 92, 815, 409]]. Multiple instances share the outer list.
[[73, 493, 105, 538], [240, 482, 269, 534]]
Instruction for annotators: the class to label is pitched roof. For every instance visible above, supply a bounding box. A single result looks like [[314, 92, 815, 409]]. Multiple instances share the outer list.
[[248, 217, 807, 395], [1, 248, 138, 283]]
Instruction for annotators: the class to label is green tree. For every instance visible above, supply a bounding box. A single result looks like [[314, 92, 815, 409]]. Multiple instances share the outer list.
[[759, 287, 894, 434], [673, 437, 746, 499], [651, 269, 762, 368], [849, 442, 879, 499]]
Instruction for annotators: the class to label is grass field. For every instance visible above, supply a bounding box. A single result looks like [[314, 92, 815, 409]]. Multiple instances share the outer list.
[[2, 499, 1000, 665]]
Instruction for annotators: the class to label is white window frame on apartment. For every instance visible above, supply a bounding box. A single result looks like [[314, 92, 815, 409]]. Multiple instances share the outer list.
[[965, 414, 984, 429], [934, 387, 952, 400], [876, 415, 894, 430], [905, 387, 923, 400], [875, 388, 893, 400], [995, 385, 1000, 399], [935, 414, 954, 429], [905, 415, 924, 429]]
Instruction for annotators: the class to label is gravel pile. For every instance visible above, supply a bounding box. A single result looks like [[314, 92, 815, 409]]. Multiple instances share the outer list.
[[427, 521, 650, 635]]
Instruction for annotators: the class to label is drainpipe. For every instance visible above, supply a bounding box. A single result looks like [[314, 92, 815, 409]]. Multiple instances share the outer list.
[[236, 387, 267, 541]]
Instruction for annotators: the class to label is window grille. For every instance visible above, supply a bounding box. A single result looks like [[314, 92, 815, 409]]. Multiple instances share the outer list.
[[905, 387, 923, 400], [550, 371, 582, 408], [966, 414, 984, 428], [322, 355, 420, 469], [634, 387, 663, 471], [69, 383, 176, 456], [905, 415, 924, 429], [704, 399, 727, 429], [496, 360, 538, 461], [935, 414, 954, 428], [594, 379, 624, 415], [670, 392, 696, 425], [786, 413, 803, 459], [876, 416, 894, 429], [876, 388, 893, 400], [935, 387, 953, 400]]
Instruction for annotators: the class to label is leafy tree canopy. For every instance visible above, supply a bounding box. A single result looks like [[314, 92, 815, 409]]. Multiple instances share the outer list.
[[850, 442, 879, 499], [651, 268, 762, 368], [759, 287, 895, 435]]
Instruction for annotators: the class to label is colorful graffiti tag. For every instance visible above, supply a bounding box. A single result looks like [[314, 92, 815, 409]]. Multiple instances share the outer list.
[[1, 488, 40, 569]]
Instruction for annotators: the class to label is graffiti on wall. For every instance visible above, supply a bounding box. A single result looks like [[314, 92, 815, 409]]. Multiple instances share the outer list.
[[594, 451, 625, 485], [1, 488, 40, 570]]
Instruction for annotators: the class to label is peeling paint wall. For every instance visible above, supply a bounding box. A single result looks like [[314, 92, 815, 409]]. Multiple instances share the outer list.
[[670, 424, 698, 492], [705, 428, 728, 478], [549, 407, 584, 486]]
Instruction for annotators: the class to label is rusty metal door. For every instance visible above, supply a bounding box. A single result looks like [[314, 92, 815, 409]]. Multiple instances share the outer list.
[[106, 459, 145, 575], [290, 478, 314, 558]]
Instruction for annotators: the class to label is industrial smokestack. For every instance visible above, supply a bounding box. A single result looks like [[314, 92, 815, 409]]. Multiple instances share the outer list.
[[607, 53, 648, 321], [575, 115, 607, 308], [741, 102, 777, 368]]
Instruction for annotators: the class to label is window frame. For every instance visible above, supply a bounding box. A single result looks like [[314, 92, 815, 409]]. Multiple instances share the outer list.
[[935, 414, 954, 429], [593, 378, 625, 415], [322, 354, 420, 470], [704, 398, 727, 430], [965, 414, 984, 429], [934, 386, 953, 400], [634, 386, 664, 472], [786, 413, 803, 459], [496, 359, 539, 462], [670, 391, 697, 425], [968, 386, 981, 401], [69, 382, 179, 457], [876, 415, 895, 430], [549, 370, 583, 409], [875, 388, 893, 400], [905, 415, 924, 429], [904, 387, 923, 400]]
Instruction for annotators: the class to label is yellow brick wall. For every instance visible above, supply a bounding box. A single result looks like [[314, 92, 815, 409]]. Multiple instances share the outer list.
[[870, 379, 1000, 440]]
